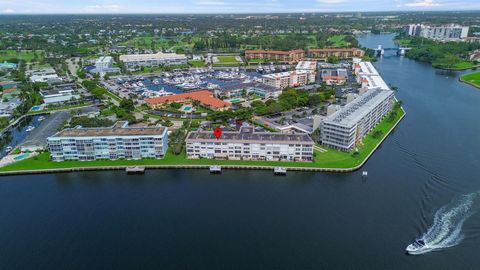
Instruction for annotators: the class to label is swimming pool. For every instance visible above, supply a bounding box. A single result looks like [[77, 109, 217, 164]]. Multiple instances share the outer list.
[[14, 153, 29, 161], [31, 106, 41, 111]]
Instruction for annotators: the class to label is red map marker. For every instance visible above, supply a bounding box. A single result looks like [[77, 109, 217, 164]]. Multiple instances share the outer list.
[[214, 127, 222, 139]]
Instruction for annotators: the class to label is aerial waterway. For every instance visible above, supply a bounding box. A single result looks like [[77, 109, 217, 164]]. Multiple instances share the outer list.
[[0, 33, 480, 269]]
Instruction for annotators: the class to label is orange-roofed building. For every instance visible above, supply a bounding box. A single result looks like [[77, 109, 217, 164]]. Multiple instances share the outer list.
[[146, 90, 231, 111], [244, 49, 305, 64]]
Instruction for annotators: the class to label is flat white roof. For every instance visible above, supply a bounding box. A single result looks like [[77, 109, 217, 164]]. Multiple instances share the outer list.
[[324, 87, 394, 127], [358, 62, 379, 76], [120, 52, 187, 62], [262, 70, 308, 79], [296, 61, 317, 71]]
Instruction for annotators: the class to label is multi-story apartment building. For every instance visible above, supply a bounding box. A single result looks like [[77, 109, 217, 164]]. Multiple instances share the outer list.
[[307, 48, 365, 59], [90, 56, 120, 74], [244, 49, 305, 64], [262, 70, 314, 89], [119, 52, 188, 70], [405, 24, 469, 40], [48, 121, 168, 161], [214, 82, 282, 99], [321, 61, 395, 151], [321, 87, 395, 151], [186, 127, 314, 162]]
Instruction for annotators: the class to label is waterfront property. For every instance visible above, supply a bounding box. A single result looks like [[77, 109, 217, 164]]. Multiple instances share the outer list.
[[405, 24, 469, 41], [355, 61, 390, 91], [307, 48, 365, 59], [119, 52, 188, 70], [321, 87, 395, 151], [186, 126, 314, 162], [47, 121, 168, 161], [40, 84, 81, 105], [262, 70, 315, 89], [244, 49, 305, 64], [146, 90, 231, 111]]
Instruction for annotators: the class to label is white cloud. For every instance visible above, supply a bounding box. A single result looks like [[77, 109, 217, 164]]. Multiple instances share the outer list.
[[404, 0, 442, 7], [2, 8, 15, 13]]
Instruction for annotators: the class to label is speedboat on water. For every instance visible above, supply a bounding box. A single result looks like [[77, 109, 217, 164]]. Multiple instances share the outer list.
[[406, 239, 431, 255]]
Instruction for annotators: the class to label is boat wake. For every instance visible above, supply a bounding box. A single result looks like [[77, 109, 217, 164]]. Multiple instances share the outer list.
[[411, 192, 480, 255]]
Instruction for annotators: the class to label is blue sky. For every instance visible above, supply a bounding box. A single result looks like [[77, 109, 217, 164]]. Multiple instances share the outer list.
[[1, 0, 479, 14]]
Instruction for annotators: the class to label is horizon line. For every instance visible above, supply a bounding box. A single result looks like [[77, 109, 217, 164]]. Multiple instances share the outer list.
[[1, 10, 480, 15]]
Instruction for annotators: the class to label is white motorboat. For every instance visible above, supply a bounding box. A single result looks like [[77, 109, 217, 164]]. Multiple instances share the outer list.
[[406, 239, 431, 255]]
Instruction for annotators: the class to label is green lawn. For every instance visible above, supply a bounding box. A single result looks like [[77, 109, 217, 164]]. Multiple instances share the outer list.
[[395, 37, 412, 46], [328, 35, 349, 47], [120, 36, 194, 51], [0, 107, 405, 173], [105, 91, 122, 102], [0, 50, 44, 62], [217, 56, 239, 63], [27, 103, 92, 115], [460, 72, 480, 88], [213, 55, 242, 67], [451, 61, 478, 70], [188, 60, 206, 67]]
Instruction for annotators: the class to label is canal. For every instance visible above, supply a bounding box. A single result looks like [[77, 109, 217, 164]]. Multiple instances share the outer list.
[[0, 34, 480, 269]]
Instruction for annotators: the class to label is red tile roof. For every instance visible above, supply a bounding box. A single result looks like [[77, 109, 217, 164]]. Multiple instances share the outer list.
[[146, 90, 231, 109], [245, 49, 305, 55], [308, 48, 363, 52]]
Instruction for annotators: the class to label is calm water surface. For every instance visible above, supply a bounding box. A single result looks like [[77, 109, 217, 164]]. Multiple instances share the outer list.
[[1, 34, 480, 269]]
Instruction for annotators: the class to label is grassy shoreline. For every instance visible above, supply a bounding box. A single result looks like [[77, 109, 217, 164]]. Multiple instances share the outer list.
[[0, 107, 405, 174], [460, 72, 480, 89]]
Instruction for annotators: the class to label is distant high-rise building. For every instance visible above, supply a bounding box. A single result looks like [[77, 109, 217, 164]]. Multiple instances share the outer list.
[[405, 24, 469, 41]]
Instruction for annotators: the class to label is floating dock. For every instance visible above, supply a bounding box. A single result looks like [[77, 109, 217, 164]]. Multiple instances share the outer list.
[[126, 166, 145, 174], [209, 165, 222, 174]]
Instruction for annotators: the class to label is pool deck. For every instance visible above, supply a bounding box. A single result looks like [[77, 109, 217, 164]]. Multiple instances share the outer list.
[[0, 152, 38, 168]]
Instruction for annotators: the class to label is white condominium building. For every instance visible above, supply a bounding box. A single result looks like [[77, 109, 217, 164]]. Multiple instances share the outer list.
[[355, 61, 390, 91], [91, 56, 120, 74], [321, 87, 395, 151], [119, 52, 188, 70], [405, 24, 469, 40], [186, 126, 314, 161], [262, 70, 315, 89], [48, 121, 168, 161]]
